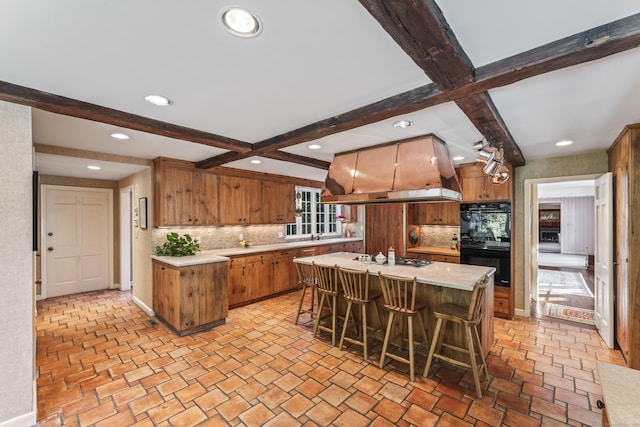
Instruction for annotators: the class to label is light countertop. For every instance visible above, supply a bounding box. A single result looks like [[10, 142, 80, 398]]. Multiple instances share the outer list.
[[294, 252, 494, 291], [407, 246, 460, 257], [151, 237, 363, 267], [597, 361, 640, 425]]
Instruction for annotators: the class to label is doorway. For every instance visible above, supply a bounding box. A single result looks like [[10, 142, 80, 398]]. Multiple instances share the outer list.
[[524, 175, 612, 336], [41, 185, 114, 298], [534, 181, 595, 322]]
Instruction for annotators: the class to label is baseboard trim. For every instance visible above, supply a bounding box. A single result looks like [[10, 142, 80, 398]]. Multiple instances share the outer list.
[[0, 411, 37, 427], [133, 296, 155, 317], [515, 308, 530, 318]]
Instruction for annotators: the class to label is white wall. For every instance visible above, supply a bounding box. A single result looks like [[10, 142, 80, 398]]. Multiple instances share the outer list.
[[540, 196, 595, 255], [0, 101, 36, 425]]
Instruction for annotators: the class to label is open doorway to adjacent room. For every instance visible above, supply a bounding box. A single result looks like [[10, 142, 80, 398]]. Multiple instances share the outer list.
[[526, 177, 597, 327]]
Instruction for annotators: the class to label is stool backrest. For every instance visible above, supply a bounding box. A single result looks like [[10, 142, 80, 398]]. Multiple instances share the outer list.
[[295, 260, 316, 286], [378, 272, 418, 312], [466, 275, 490, 321], [314, 263, 340, 294], [338, 267, 370, 301]]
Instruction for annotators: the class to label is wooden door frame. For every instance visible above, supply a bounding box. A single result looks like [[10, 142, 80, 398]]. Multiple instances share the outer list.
[[523, 174, 600, 317], [40, 185, 114, 299]]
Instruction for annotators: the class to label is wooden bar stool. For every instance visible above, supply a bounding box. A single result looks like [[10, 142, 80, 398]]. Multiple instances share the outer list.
[[294, 261, 317, 325], [313, 263, 341, 346], [337, 266, 383, 361], [378, 272, 430, 381], [424, 275, 490, 398]]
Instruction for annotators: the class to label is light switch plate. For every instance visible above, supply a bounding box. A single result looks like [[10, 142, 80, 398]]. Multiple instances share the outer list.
[[278, 232, 283, 238], [239, 234, 243, 241]]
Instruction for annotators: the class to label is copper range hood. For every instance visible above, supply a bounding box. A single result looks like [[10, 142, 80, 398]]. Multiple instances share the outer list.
[[320, 135, 462, 204]]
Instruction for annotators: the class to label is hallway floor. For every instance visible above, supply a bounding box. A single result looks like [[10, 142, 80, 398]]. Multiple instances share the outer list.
[[36, 289, 623, 426]]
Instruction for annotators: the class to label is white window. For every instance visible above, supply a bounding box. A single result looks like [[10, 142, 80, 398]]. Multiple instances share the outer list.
[[287, 187, 341, 237]]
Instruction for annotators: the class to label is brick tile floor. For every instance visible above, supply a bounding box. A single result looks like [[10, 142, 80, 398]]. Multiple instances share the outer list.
[[36, 289, 625, 426]]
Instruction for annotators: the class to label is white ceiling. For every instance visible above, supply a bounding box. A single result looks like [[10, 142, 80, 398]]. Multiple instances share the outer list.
[[2, 1, 640, 181]]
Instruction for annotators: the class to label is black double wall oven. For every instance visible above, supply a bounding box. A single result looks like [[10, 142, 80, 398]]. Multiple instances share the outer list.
[[459, 202, 511, 287]]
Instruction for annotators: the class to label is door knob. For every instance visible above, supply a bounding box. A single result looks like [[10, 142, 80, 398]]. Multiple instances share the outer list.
[[48, 232, 53, 236], [48, 247, 54, 251]]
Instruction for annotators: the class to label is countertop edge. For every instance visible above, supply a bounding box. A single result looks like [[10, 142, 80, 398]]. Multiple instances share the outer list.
[[597, 361, 640, 426], [151, 237, 363, 266], [407, 246, 460, 257]]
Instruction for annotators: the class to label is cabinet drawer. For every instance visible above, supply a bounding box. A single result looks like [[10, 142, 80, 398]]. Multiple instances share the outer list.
[[494, 297, 510, 316], [429, 254, 460, 264]]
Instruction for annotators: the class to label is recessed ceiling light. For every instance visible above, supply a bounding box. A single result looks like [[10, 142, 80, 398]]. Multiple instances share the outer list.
[[452, 156, 465, 161], [250, 159, 261, 164], [144, 95, 173, 106], [87, 165, 101, 170], [393, 120, 412, 129], [308, 144, 322, 150], [110, 132, 130, 140], [222, 7, 261, 37], [555, 140, 574, 147]]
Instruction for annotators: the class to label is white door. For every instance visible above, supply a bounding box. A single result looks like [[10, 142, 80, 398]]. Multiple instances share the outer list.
[[44, 187, 112, 298], [594, 172, 614, 348]]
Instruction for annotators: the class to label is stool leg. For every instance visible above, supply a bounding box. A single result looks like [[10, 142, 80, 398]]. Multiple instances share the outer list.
[[408, 316, 415, 381], [339, 301, 354, 351], [465, 325, 482, 398], [361, 304, 368, 361], [314, 293, 326, 338], [424, 317, 443, 377], [331, 294, 337, 346], [379, 312, 395, 369], [310, 286, 316, 319], [473, 325, 489, 380], [294, 283, 308, 325], [416, 314, 429, 354]]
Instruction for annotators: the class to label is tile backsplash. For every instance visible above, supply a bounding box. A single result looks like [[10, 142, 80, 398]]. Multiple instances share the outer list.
[[419, 225, 460, 248], [152, 222, 362, 252]]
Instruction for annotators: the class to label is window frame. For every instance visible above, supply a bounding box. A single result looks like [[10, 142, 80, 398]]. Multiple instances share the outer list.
[[287, 186, 341, 237]]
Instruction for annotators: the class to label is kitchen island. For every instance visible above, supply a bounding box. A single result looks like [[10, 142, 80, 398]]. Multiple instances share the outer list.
[[294, 252, 496, 357]]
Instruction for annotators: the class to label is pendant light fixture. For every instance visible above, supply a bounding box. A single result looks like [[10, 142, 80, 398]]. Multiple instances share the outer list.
[[472, 138, 510, 185]]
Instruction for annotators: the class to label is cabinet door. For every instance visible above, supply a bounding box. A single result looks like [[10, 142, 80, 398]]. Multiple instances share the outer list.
[[272, 252, 296, 293], [193, 172, 219, 225], [442, 202, 460, 225], [228, 257, 247, 306], [152, 261, 181, 329], [262, 181, 294, 224], [219, 176, 249, 224], [245, 255, 272, 300], [198, 262, 228, 325], [161, 167, 194, 225], [180, 266, 201, 330], [461, 175, 486, 202]]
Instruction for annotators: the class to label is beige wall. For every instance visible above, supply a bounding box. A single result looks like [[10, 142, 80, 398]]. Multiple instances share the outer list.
[[513, 150, 609, 312], [0, 101, 36, 424], [119, 168, 154, 312]]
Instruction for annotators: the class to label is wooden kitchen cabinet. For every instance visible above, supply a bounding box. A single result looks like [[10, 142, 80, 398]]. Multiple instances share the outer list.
[[608, 123, 640, 368], [262, 181, 295, 224], [154, 158, 220, 226], [152, 259, 228, 335], [458, 162, 513, 202], [219, 176, 263, 224], [192, 171, 219, 225], [413, 201, 460, 225], [494, 285, 511, 318], [228, 249, 299, 307], [154, 162, 194, 226]]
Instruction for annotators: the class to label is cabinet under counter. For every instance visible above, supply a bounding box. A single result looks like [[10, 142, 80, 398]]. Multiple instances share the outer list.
[[407, 246, 460, 264], [152, 258, 229, 336]]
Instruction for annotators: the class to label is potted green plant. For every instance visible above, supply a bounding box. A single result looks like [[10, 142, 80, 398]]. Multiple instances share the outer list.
[[155, 233, 200, 256], [295, 207, 304, 217]]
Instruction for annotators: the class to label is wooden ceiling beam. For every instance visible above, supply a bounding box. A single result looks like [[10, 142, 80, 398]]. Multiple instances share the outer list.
[[225, 12, 640, 169], [260, 151, 331, 170], [0, 80, 253, 153], [357, 0, 474, 88], [358, 0, 522, 165]]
